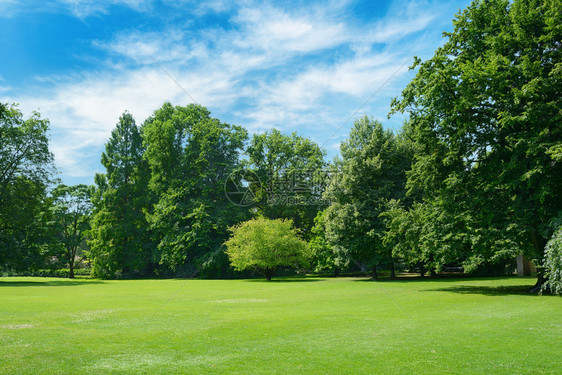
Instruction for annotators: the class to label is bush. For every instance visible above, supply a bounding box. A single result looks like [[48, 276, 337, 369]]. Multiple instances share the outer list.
[[0, 268, 91, 278], [543, 225, 562, 295]]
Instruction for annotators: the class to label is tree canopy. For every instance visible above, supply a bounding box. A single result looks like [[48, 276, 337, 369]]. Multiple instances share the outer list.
[[225, 217, 308, 280], [142, 103, 248, 276], [390, 0, 562, 281], [324, 116, 412, 278], [245, 129, 326, 236], [49, 184, 92, 278], [0, 103, 54, 271], [88, 112, 152, 278]]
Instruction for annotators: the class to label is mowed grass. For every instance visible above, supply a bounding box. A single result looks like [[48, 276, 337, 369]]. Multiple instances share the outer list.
[[1, 276, 561, 374]]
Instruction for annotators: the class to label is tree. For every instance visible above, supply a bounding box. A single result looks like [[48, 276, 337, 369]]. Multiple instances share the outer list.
[[308, 210, 344, 276], [0, 103, 55, 271], [88, 112, 153, 278], [50, 184, 92, 278], [142, 103, 248, 275], [225, 217, 308, 280], [245, 129, 327, 237], [383, 199, 480, 276], [324, 116, 412, 278], [390, 0, 562, 286]]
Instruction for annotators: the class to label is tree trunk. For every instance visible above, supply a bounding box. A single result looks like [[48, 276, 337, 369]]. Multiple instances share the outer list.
[[333, 266, 340, 277], [420, 263, 425, 278], [69, 263, 75, 279], [529, 230, 547, 293], [390, 261, 396, 279], [530, 273, 546, 294], [263, 268, 274, 281], [371, 265, 378, 280]]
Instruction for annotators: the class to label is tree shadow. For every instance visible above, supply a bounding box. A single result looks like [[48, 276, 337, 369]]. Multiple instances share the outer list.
[[243, 277, 322, 283], [354, 275, 525, 283], [0, 279, 105, 287], [352, 276, 550, 296], [423, 284, 542, 296]]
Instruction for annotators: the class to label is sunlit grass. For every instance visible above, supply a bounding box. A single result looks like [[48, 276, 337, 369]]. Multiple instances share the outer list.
[[1, 276, 560, 374]]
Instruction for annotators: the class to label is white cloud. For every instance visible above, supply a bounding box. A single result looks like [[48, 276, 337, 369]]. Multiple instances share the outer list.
[[5, 0, 467, 182], [11, 68, 181, 177], [95, 29, 205, 65], [0, 0, 20, 17], [0, 0, 154, 18], [10, 63, 247, 177], [0, 76, 10, 93], [58, 0, 152, 17], [232, 5, 347, 53]]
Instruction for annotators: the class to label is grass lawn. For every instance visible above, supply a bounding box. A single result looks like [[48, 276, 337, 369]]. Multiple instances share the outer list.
[[1, 276, 561, 374]]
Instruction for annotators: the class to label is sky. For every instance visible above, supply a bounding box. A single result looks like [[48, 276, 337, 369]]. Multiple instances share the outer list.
[[0, 0, 471, 186]]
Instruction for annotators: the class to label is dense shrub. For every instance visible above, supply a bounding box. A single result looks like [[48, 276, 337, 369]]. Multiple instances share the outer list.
[[1, 268, 91, 278], [543, 225, 562, 295]]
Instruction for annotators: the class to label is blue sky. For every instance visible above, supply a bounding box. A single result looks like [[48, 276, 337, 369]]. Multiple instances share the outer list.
[[0, 0, 471, 185]]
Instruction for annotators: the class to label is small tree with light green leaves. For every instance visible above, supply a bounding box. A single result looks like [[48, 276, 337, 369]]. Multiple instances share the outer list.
[[225, 217, 308, 280]]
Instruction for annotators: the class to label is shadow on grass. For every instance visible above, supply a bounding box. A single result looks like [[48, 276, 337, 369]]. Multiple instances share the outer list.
[[352, 275, 547, 296], [0, 279, 105, 287], [423, 284, 541, 296], [354, 275, 526, 283], [243, 277, 322, 283]]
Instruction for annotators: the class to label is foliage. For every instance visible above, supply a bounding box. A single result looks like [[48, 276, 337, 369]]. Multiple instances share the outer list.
[[383, 200, 438, 275], [225, 217, 308, 280], [245, 129, 326, 237], [324, 116, 412, 277], [49, 184, 92, 278], [390, 0, 562, 279], [142, 103, 248, 274], [0, 103, 55, 271], [543, 217, 562, 295], [88, 112, 153, 278], [1, 268, 91, 278], [308, 210, 344, 275]]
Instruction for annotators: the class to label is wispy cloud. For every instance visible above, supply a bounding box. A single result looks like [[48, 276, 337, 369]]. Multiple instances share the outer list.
[[231, 5, 348, 53], [3, 0, 470, 182], [59, 0, 152, 17]]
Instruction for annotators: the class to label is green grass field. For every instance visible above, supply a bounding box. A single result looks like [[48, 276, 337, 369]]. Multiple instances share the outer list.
[[1, 276, 561, 374]]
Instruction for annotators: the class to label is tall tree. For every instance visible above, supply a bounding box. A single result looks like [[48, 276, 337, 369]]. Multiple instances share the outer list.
[[88, 112, 152, 278], [324, 116, 412, 278], [245, 129, 326, 237], [50, 184, 92, 278], [390, 0, 562, 286], [0, 103, 54, 271], [142, 103, 248, 275]]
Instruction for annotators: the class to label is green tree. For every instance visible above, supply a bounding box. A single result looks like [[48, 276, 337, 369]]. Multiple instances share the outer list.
[[384, 199, 478, 276], [245, 129, 326, 236], [225, 217, 308, 280], [50, 184, 92, 278], [0, 103, 55, 271], [390, 0, 562, 286], [308, 210, 344, 276], [142, 103, 248, 275], [324, 116, 412, 278], [88, 112, 152, 278]]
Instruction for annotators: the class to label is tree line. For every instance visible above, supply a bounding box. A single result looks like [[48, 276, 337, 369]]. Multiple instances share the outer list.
[[0, 0, 560, 292]]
